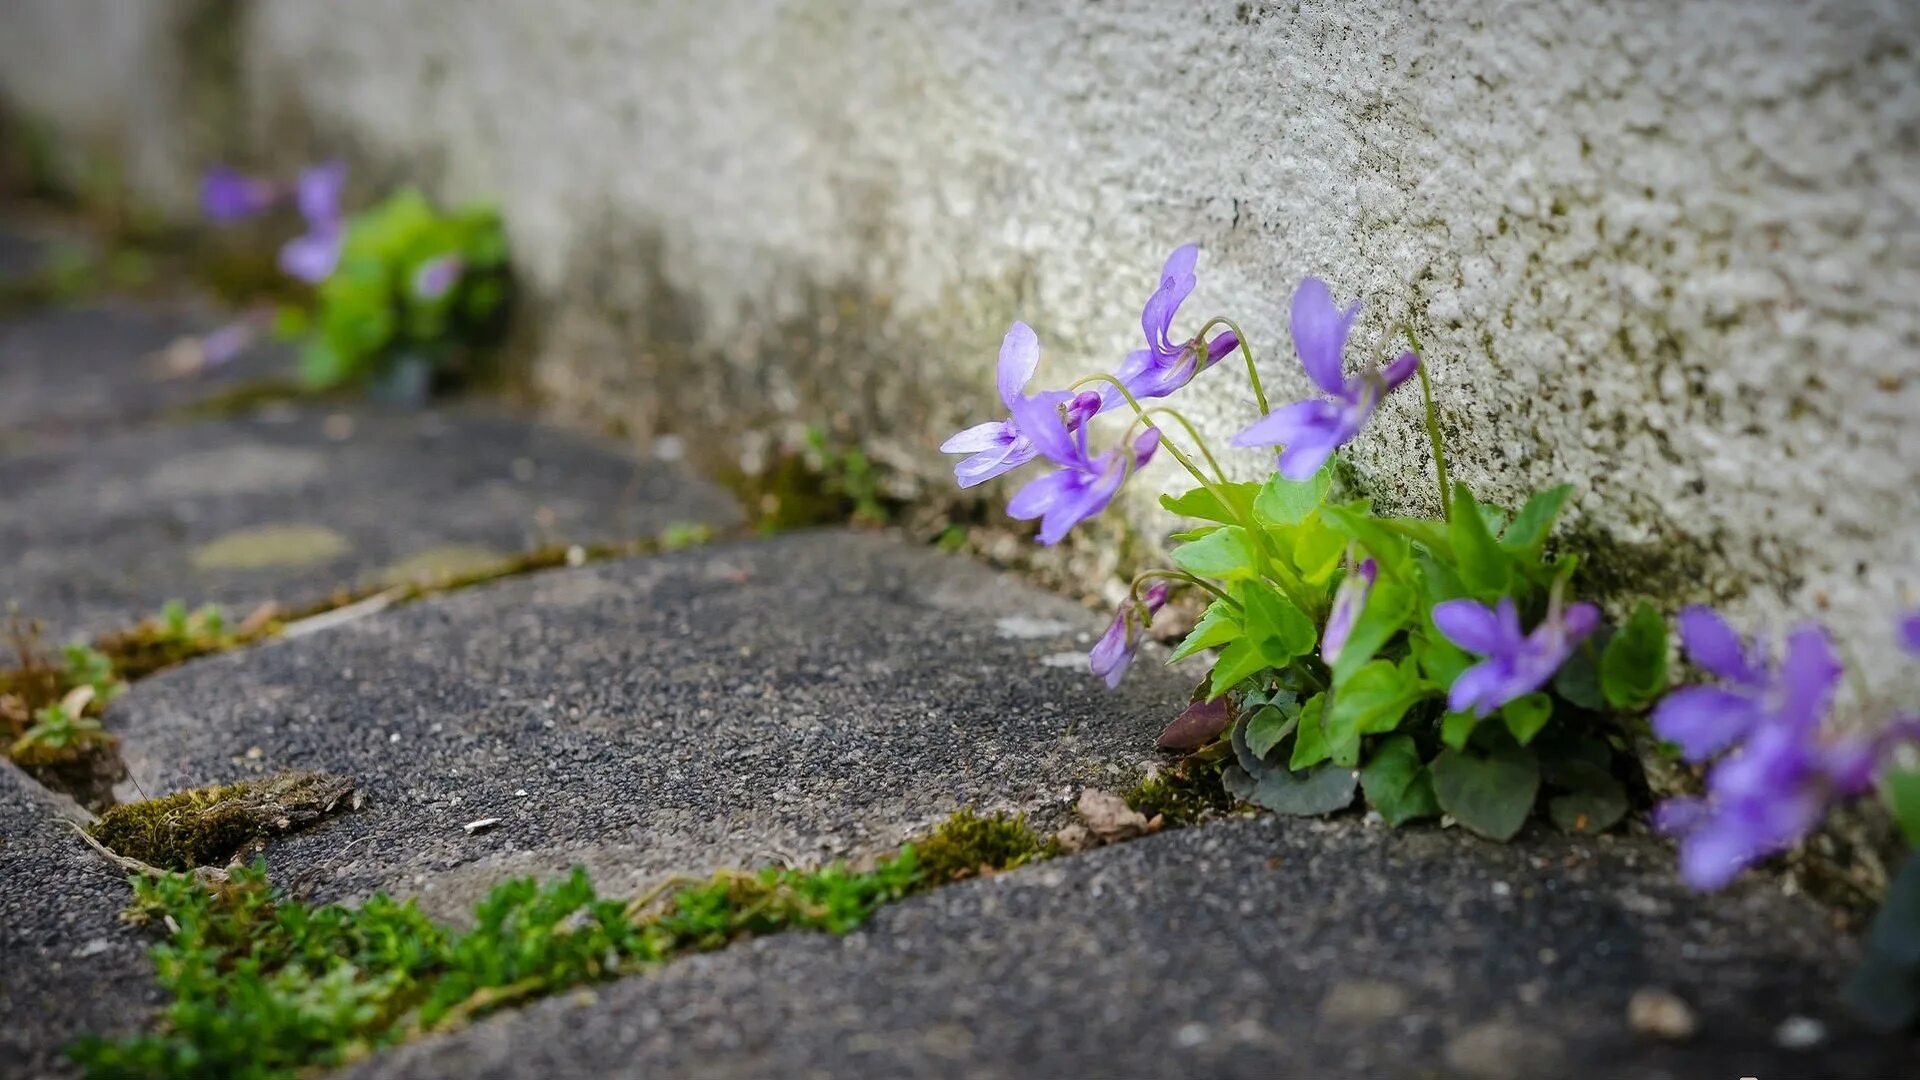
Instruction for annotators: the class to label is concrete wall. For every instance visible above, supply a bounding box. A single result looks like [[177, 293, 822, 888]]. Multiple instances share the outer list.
[[4, 0, 1919, 719]]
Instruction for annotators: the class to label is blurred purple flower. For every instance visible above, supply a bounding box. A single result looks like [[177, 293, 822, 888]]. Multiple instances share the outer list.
[[198, 319, 258, 369], [201, 167, 281, 223], [1900, 611, 1920, 657], [1432, 595, 1600, 716], [1321, 557, 1378, 666], [1647, 613, 1918, 891], [412, 254, 465, 300], [1231, 278, 1418, 480], [278, 161, 347, 284], [1655, 717, 1919, 892], [1652, 609, 1837, 760], [1005, 388, 1159, 546], [1090, 581, 1172, 688], [1111, 244, 1239, 403]]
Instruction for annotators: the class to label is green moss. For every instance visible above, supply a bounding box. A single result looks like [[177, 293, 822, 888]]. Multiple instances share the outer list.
[[71, 852, 923, 1078], [88, 772, 358, 872], [1123, 762, 1236, 827], [910, 809, 1052, 885]]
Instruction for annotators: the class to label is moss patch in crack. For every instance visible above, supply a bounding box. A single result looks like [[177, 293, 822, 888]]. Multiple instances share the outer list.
[[910, 808, 1054, 885], [88, 771, 359, 872], [0, 619, 127, 809], [69, 807, 1063, 1077], [1123, 758, 1237, 828]]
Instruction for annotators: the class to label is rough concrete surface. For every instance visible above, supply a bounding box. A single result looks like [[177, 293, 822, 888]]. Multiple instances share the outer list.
[[0, 762, 157, 1079], [104, 532, 1184, 917], [0, 302, 294, 438], [3, 0, 1911, 712], [0, 406, 738, 641], [348, 815, 1916, 1080]]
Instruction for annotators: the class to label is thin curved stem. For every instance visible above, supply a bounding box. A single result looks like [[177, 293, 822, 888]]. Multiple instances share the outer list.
[[1131, 568, 1238, 609], [1142, 407, 1228, 485], [1198, 316, 1269, 416], [1068, 374, 1216, 493]]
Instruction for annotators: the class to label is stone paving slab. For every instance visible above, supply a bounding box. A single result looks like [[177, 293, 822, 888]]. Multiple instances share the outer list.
[[0, 406, 739, 642], [0, 302, 297, 441], [349, 815, 1913, 1080], [104, 532, 1184, 916], [0, 761, 157, 1078]]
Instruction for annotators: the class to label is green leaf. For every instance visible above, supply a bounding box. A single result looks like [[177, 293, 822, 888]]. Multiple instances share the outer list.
[[1289, 513, 1347, 585], [1600, 600, 1670, 711], [1546, 760, 1629, 835], [1289, 693, 1330, 770], [1440, 710, 1479, 751], [1173, 527, 1258, 581], [1319, 502, 1412, 575], [1168, 602, 1240, 663], [1253, 469, 1330, 527], [1499, 692, 1553, 746], [1361, 734, 1441, 826], [1553, 631, 1610, 711], [1207, 639, 1268, 700], [1447, 484, 1512, 598], [1884, 768, 1920, 847], [1244, 705, 1295, 760], [1431, 744, 1540, 842], [1412, 629, 1473, 691], [1323, 659, 1429, 766], [1242, 585, 1315, 666], [298, 341, 348, 389], [1379, 516, 1453, 558], [1242, 761, 1358, 817], [1161, 483, 1261, 526], [1330, 578, 1416, 686], [1501, 484, 1573, 557]]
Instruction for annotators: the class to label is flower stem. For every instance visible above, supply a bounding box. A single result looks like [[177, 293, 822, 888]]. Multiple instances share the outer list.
[[1132, 569, 1238, 609], [1068, 374, 1217, 493], [1143, 407, 1228, 485], [1199, 316, 1269, 416], [1407, 328, 1451, 522]]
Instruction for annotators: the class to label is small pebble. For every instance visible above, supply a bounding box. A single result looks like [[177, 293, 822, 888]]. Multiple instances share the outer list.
[[1172, 1021, 1210, 1048], [1627, 988, 1696, 1041], [1774, 1015, 1826, 1049], [1491, 881, 1512, 897], [463, 818, 502, 835]]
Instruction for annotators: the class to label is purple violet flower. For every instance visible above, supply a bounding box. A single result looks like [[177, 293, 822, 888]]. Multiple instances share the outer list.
[[412, 254, 465, 300], [1651, 610, 1838, 760], [277, 161, 347, 284], [1900, 611, 1920, 657], [1321, 557, 1378, 666], [941, 322, 1099, 488], [1231, 278, 1419, 481], [201, 166, 282, 223], [1110, 244, 1239, 403], [1432, 595, 1600, 716], [1004, 387, 1160, 546], [1646, 613, 1919, 891], [1090, 581, 1172, 688]]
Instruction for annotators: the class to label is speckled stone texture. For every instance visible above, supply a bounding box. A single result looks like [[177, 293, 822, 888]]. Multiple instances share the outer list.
[[0, 405, 740, 642], [0, 762, 157, 1079], [345, 815, 1916, 1080], [0, 302, 294, 440], [3, 0, 1915, 715], [103, 532, 1185, 918]]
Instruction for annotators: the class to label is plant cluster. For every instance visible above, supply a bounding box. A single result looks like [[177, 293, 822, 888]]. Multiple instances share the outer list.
[[943, 247, 1659, 840], [944, 242, 1920, 1025], [1, 619, 123, 786], [70, 809, 1059, 1078], [200, 163, 510, 395]]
